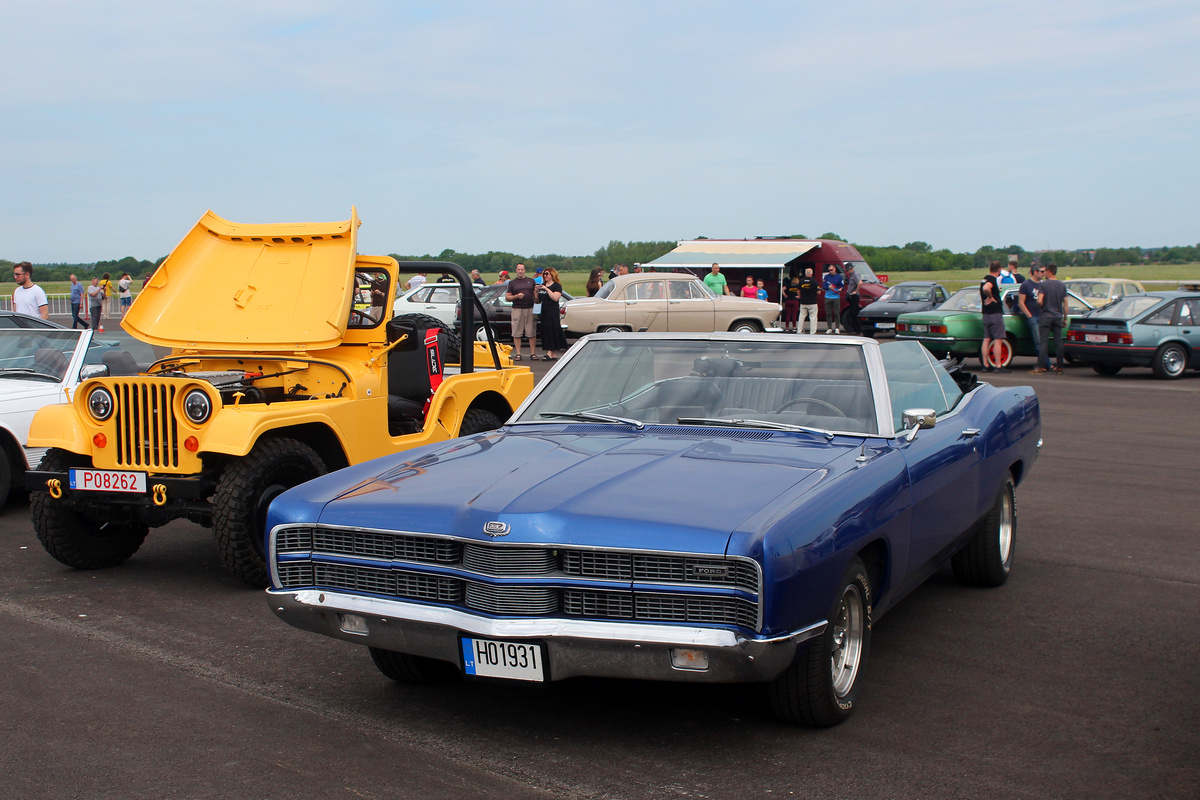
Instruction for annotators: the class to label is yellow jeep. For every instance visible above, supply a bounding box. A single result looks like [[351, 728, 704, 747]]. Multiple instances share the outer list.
[[27, 209, 533, 586]]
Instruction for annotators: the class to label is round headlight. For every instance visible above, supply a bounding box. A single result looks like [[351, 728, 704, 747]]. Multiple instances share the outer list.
[[183, 389, 212, 424], [87, 387, 114, 422]]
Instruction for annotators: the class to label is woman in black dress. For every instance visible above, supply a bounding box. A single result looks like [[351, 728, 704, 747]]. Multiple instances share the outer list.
[[537, 267, 569, 360]]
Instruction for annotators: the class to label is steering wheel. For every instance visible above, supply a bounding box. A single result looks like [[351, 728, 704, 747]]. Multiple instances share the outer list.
[[774, 397, 847, 417], [349, 308, 374, 325]]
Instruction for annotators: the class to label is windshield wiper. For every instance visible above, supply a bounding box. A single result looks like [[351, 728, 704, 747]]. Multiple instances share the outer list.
[[677, 417, 835, 440], [538, 411, 646, 429], [0, 368, 61, 382]]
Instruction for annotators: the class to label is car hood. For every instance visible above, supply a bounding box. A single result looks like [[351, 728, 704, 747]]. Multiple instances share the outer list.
[[272, 427, 854, 554], [861, 300, 929, 316], [123, 209, 360, 352], [0, 379, 66, 405]]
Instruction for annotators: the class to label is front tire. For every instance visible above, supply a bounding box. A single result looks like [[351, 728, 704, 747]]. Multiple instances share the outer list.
[[1151, 342, 1187, 380], [768, 557, 871, 726], [1092, 364, 1122, 376], [31, 448, 149, 569], [952, 472, 1016, 587], [212, 438, 326, 587], [730, 320, 762, 333], [978, 337, 1014, 369]]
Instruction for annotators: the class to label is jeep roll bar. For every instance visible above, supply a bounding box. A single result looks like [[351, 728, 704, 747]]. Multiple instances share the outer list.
[[395, 261, 502, 373]]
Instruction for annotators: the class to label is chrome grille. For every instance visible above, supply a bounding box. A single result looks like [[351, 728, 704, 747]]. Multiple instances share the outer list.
[[463, 545, 556, 575], [395, 572, 461, 602], [563, 589, 634, 619], [315, 563, 394, 595], [113, 381, 179, 468], [561, 550, 632, 580], [276, 529, 313, 553], [277, 563, 313, 587], [634, 594, 758, 628], [466, 583, 557, 615]]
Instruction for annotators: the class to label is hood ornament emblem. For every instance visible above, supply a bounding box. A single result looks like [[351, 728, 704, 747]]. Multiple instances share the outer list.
[[483, 521, 510, 537]]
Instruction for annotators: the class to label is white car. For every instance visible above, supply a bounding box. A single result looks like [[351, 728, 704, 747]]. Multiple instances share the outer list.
[[0, 322, 129, 501], [393, 283, 463, 328]]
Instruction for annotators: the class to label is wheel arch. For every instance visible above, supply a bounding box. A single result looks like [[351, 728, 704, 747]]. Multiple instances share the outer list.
[[0, 425, 29, 474], [728, 318, 764, 332], [465, 390, 515, 425], [259, 423, 349, 471], [854, 538, 890, 608]]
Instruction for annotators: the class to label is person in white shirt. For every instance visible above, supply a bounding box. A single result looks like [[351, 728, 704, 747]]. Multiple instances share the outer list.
[[12, 262, 49, 319], [406, 272, 427, 291]]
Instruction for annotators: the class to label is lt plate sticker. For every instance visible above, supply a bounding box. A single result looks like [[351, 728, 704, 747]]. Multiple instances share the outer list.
[[462, 637, 544, 682]]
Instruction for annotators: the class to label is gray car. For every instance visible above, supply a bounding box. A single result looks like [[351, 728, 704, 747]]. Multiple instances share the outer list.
[[858, 281, 949, 337]]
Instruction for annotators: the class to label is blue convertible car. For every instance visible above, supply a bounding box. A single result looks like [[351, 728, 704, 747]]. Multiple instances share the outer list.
[[266, 333, 1040, 725]]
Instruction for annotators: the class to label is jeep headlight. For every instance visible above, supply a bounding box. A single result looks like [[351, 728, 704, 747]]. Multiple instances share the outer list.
[[87, 387, 114, 422], [183, 389, 212, 424]]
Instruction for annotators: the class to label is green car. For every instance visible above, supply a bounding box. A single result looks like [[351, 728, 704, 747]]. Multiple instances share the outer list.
[[896, 285, 1093, 368]]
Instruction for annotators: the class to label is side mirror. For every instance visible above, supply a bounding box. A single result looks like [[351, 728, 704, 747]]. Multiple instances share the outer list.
[[80, 364, 109, 380], [901, 408, 937, 442]]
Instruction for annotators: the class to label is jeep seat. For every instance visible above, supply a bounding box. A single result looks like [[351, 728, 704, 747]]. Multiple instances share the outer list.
[[387, 320, 452, 434]]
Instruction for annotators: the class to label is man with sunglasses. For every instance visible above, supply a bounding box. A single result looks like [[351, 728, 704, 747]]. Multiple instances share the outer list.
[[1019, 266, 1045, 373], [12, 262, 49, 320]]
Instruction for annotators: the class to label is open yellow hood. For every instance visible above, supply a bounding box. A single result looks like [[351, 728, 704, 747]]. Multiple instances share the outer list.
[[123, 208, 361, 352]]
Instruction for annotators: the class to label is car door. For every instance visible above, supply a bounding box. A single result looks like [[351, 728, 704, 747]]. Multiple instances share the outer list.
[[881, 341, 981, 574], [666, 279, 716, 331], [623, 279, 669, 332]]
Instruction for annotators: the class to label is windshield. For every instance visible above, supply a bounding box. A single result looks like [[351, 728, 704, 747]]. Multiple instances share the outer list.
[[0, 328, 83, 381], [879, 284, 933, 303], [517, 337, 878, 434], [1085, 295, 1164, 320], [1065, 280, 1114, 301], [939, 288, 984, 312], [844, 261, 880, 283]]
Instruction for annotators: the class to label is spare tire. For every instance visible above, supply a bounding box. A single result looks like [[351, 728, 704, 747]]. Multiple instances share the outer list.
[[392, 313, 461, 364]]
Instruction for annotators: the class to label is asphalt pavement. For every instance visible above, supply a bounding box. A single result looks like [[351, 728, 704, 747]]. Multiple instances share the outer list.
[[1, 340, 1197, 800]]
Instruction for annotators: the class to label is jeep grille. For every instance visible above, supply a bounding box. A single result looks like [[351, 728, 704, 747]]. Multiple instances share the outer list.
[[112, 381, 180, 468]]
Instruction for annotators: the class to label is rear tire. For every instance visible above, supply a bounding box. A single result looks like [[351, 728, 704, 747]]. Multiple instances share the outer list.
[[768, 557, 871, 726], [212, 438, 326, 588], [31, 448, 149, 570], [952, 473, 1016, 587], [460, 407, 504, 436], [1092, 364, 1122, 376], [369, 647, 459, 683], [1151, 342, 1187, 380]]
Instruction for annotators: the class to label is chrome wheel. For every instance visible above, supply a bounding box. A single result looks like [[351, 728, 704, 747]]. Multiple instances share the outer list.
[[998, 482, 1014, 567], [1153, 343, 1187, 379], [830, 581, 866, 698]]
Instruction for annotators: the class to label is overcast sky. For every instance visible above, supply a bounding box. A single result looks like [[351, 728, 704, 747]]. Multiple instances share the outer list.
[[2, 0, 1197, 263]]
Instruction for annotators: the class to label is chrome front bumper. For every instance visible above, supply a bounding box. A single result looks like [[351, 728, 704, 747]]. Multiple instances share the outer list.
[[267, 589, 826, 683]]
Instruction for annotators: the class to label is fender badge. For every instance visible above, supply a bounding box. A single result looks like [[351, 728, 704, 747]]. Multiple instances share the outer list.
[[483, 521, 510, 537]]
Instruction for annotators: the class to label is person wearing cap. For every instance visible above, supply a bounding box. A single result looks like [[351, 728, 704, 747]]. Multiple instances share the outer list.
[[494, 270, 509, 285]]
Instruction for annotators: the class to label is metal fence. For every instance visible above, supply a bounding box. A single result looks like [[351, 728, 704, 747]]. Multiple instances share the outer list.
[[0, 293, 125, 317]]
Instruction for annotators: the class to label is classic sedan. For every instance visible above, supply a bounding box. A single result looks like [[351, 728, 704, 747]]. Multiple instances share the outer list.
[[265, 333, 1040, 726], [858, 281, 949, 336], [0, 325, 128, 501], [563, 273, 780, 334], [1063, 278, 1145, 309], [896, 285, 1092, 368], [1065, 291, 1200, 378]]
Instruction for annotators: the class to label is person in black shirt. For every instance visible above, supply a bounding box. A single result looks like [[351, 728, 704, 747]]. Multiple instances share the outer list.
[[782, 277, 800, 332], [980, 261, 1008, 372], [797, 268, 820, 335]]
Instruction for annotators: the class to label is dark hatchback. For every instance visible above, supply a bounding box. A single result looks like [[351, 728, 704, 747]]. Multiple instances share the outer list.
[[457, 284, 574, 342], [1064, 291, 1200, 379], [858, 282, 949, 337]]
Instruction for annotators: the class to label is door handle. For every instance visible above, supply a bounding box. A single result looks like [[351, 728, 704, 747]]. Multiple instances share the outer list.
[[961, 428, 981, 438]]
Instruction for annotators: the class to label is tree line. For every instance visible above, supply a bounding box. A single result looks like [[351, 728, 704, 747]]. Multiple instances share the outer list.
[[5, 238, 1197, 285]]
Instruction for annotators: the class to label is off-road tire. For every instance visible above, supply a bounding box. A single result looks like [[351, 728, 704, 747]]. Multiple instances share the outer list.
[[768, 557, 872, 726], [393, 313, 461, 364], [212, 437, 326, 588], [952, 473, 1016, 587], [31, 448, 149, 569], [460, 407, 504, 436], [369, 647, 459, 683]]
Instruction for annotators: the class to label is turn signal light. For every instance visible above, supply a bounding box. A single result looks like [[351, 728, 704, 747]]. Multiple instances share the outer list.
[[184, 436, 199, 452], [92, 433, 107, 448], [670, 648, 710, 671]]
